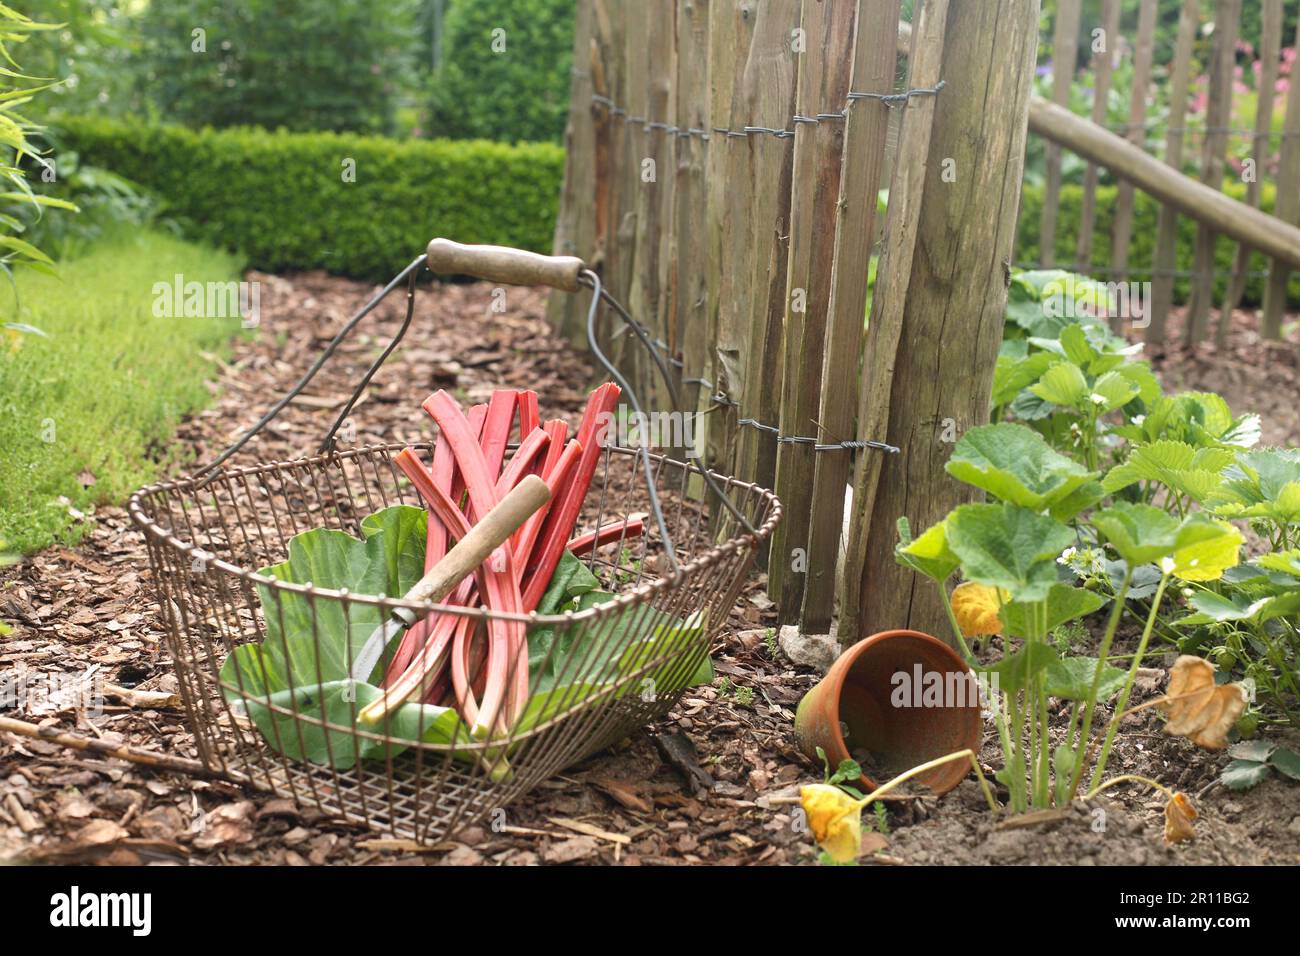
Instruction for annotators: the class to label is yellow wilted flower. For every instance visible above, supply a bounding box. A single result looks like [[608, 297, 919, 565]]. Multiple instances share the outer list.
[[799, 784, 863, 864], [950, 582, 1007, 637], [1164, 791, 1198, 844]]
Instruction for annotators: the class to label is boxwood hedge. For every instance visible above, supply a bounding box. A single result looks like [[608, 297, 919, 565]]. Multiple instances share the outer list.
[[54, 116, 564, 281]]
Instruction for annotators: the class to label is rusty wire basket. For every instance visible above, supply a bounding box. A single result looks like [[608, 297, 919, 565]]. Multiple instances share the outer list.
[[128, 240, 780, 843]]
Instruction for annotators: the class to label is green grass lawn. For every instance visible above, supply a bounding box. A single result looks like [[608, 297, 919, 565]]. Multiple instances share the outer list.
[[0, 228, 245, 554]]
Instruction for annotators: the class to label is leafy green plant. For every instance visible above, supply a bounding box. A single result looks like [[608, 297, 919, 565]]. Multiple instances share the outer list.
[[1, 7, 71, 282], [137, 0, 420, 135], [221, 506, 713, 771], [900, 422, 1243, 811], [428, 0, 575, 143], [1218, 739, 1300, 791]]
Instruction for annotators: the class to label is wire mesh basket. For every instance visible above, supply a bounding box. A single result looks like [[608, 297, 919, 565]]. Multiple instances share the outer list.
[[128, 240, 780, 844]]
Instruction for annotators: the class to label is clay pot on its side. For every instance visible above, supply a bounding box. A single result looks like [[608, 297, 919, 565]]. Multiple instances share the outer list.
[[794, 629, 983, 795]]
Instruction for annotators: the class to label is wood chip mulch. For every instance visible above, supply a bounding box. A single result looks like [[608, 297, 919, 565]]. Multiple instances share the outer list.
[[0, 269, 822, 866]]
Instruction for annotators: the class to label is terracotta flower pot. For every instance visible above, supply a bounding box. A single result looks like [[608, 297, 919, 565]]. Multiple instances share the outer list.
[[794, 629, 983, 795]]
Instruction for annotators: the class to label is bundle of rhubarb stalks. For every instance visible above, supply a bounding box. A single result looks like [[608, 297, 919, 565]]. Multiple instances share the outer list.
[[369, 382, 644, 740]]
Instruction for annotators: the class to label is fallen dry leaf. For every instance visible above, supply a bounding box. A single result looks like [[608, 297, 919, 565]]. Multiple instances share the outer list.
[[1159, 655, 1247, 749], [1164, 792, 1198, 844], [591, 777, 653, 814], [104, 683, 182, 710], [541, 835, 601, 864], [193, 800, 256, 850], [77, 819, 128, 846]]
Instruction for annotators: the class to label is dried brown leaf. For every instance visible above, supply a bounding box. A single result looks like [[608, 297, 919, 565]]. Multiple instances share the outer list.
[[1159, 655, 1247, 749]]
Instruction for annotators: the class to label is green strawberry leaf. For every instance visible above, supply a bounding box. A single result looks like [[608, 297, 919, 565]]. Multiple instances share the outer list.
[[945, 423, 1097, 512], [946, 503, 1074, 603]]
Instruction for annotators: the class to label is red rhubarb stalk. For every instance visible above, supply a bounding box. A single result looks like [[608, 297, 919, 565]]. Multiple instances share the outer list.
[[494, 426, 550, 498], [522, 384, 621, 610], [568, 514, 647, 556], [518, 390, 539, 441], [514, 437, 582, 570], [479, 390, 517, 479], [423, 390, 529, 737], [380, 449, 487, 709]]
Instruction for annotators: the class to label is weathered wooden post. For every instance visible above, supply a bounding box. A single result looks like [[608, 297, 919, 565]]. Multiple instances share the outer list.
[[841, 0, 1041, 644]]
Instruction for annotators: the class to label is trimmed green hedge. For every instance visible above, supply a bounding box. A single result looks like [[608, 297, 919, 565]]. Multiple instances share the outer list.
[[1016, 180, 1300, 308], [54, 116, 564, 280]]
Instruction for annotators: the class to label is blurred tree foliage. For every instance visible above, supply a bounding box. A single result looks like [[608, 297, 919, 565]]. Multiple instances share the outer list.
[[135, 0, 420, 135], [428, 0, 575, 143], [12, 0, 143, 119]]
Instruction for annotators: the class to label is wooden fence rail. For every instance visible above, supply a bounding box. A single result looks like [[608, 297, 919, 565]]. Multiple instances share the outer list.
[[1031, 0, 1300, 348]]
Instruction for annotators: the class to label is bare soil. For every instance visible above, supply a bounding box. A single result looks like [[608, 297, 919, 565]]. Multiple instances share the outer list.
[[1, 276, 1298, 865]]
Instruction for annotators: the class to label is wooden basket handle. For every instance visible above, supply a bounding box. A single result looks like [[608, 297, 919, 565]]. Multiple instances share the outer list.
[[426, 238, 585, 292]]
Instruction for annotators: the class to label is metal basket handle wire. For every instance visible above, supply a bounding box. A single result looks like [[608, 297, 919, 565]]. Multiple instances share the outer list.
[[194, 240, 757, 570]]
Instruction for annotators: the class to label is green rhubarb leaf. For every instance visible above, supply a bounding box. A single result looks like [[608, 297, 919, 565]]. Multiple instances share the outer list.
[[946, 503, 1074, 603], [1044, 656, 1127, 702], [528, 551, 712, 695], [945, 423, 1096, 512], [895, 516, 960, 583], [999, 584, 1105, 640], [222, 517, 713, 772], [1220, 759, 1271, 791], [246, 505, 429, 686]]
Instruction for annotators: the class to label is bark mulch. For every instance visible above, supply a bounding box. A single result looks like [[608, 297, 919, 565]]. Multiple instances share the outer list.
[[2, 275, 1298, 865]]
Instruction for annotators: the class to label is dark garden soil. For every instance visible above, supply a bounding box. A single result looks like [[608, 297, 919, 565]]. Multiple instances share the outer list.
[[2, 275, 1298, 866]]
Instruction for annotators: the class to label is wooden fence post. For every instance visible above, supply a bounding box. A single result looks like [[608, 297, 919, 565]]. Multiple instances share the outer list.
[[547, 0, 596, 345], [732, 0, 802, 504], [767, 0, 858, 622], [1109, 0, 1158, 334], [1217, 0, 1283, 345], [1185, 0, 1241, 345], [839, 0, 948, 640], [1041, 0, 1082, 268], [1262, 18, 1300, 342], [849, 0, 1040, 644], [1147, 0, 1199, 346], [675, 0, 711, 436], [1075, 0, 1122, 272], [799, 0, 900, 635]]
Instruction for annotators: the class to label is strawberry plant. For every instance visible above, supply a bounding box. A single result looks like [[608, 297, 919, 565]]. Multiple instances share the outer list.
[[900, 422, 1245, 811]]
